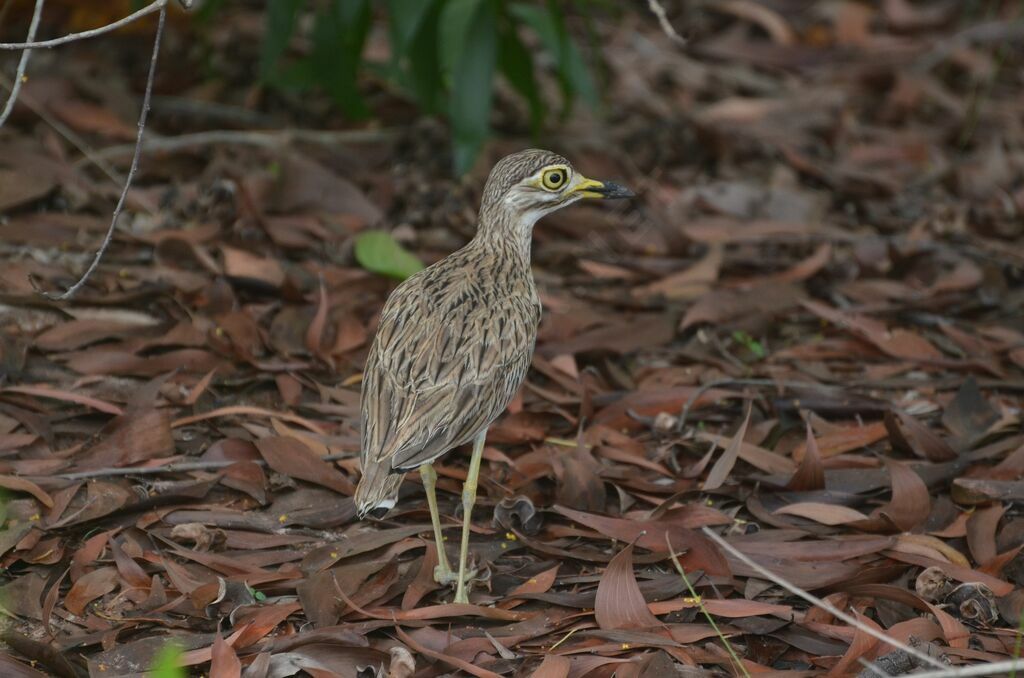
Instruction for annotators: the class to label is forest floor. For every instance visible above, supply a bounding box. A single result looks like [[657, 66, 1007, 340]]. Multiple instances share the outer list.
[[0, 1, 1023, 676]]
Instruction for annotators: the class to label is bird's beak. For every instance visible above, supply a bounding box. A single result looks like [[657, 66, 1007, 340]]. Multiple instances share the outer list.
[[573, 177, 636, 200]]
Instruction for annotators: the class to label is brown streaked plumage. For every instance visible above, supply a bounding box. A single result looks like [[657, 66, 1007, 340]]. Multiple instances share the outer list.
[[355, 149, 633, 602]]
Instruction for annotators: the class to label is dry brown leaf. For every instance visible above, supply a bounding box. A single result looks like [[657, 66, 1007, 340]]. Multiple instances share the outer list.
[[885, 410, 958, 462], [703, 402, 752, 490], [774, 502, 870, 525], [594, 543, 661, 630], [255, 436, 354, 495], [636, 244, 723, 301], [966, 504, 1005, 567], [210, 632, 242, 678], [681, 281, 804, 329], [0, 475, 53, 508], [64, 567, 118, 615], [802, 300, 944, 362], [786, 421, 825, 491], [2, 385, 123, 416], [222, 247, 286, 288], [851, 460, 931, 533]]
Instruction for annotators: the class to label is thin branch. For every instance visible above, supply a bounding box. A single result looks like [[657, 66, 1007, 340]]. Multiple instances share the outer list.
[[87, 127, 397, 162], [700, 527, 949, 672], [0, 0, 165, 50], [32, 3, 167, 301], [47, 451, 356, 481], [906, 661, 1024, 678], [647, 0, 687, 47], [0, 0, 44, 127]]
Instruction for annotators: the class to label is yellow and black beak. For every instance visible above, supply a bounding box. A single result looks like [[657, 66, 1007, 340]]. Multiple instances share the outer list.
[[573, 177, 636, 200]]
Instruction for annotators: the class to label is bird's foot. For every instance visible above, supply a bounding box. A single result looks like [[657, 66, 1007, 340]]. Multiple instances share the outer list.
[[434, 564, 478, 599], [434, 564, 477, 585]]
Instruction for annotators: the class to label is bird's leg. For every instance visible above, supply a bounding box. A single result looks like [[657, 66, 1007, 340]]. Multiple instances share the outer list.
[[454, 430, 486, 604], [420, 462, 455, 585]]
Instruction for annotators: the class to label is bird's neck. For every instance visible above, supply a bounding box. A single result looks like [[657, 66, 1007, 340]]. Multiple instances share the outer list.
[[472, 204, 538, 265]]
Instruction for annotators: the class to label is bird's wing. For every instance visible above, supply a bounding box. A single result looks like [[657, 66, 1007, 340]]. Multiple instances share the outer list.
[[360, 269, 539, 473]]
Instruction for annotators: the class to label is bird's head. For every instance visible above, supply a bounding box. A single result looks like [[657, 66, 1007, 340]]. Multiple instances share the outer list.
[[479, 149, 634, 232]]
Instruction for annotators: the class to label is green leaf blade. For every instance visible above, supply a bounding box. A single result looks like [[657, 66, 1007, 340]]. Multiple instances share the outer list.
[[498, 20, 544, 136], [354, 230, 426, 280], [261, 0, 305, 82], [444, 0, 498, 174]]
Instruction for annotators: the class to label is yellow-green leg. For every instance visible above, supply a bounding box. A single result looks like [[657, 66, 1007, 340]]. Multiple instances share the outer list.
[[420, 463, 455, 584], [454, 430, 487, 604]]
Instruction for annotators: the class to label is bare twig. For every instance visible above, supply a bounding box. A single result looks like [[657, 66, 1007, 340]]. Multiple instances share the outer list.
[[647, 0, 687, 46], [0, 0, 44, 127], [31, 3, 167, 301], [906, 661, 1024, 678], [913, 18, 1024, 73], [701, 527, 950, 671], [46, 450, 357, 481], [0, 0, 165, 50], [86, 127, 397, 163]]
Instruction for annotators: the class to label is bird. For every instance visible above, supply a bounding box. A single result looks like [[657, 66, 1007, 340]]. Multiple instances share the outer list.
[[354, 149, 633, 603]]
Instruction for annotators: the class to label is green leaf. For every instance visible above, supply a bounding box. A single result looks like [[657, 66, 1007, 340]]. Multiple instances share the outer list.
[[498, 19, 543, 136], [732, 330, 767, 359], [354, 230, 425, 280], [389, 0, 443, 113], [509, 2, 598, 114], [260, 0, 305, 82], [438, 0, 479, 80], [310, 0, 372, 119], [387, 0, 435, 51], [561, 28, 599, 109], [150, 643, 185, 678], [443, 0, 498, 174]]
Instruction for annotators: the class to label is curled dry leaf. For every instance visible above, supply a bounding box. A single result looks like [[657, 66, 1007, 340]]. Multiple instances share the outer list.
[[786, 420, 825, 491], [255, 436, 354, 495], [774, 502, 870, 525], [64, 567, 118, 616], [0, 475, 53, 508], [850, 459, 931, 533], [594, 542, 661, 630], [703, 401, 752, 491], [210, 632, 241, 678], [885, 410, 958, 461], [493, 495, 543, 535]]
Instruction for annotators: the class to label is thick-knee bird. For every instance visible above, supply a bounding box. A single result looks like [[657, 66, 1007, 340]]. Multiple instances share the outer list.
[[354, 149, 633, 603]]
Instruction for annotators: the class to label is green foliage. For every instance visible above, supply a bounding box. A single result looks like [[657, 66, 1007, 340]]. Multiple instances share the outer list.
[[258, 0, 600, 174], [354, 230, 426, 280], [150, 643, 186, 678], [732, 330, 767, 360]]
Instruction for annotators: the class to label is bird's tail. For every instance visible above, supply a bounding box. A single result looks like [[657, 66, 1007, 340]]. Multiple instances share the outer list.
[[354, 458, 404, 519]]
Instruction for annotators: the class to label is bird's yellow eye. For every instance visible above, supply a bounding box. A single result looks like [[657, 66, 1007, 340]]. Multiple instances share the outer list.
[[541, 168, 568, 191]]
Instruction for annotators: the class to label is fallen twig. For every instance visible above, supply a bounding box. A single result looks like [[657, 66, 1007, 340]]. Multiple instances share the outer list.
[[701, 526, 950, 671], [647, 0, 687, 46], [86, 127, 396, 162], [46, 450, 356, 481], [0, 0, 44, 128]]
